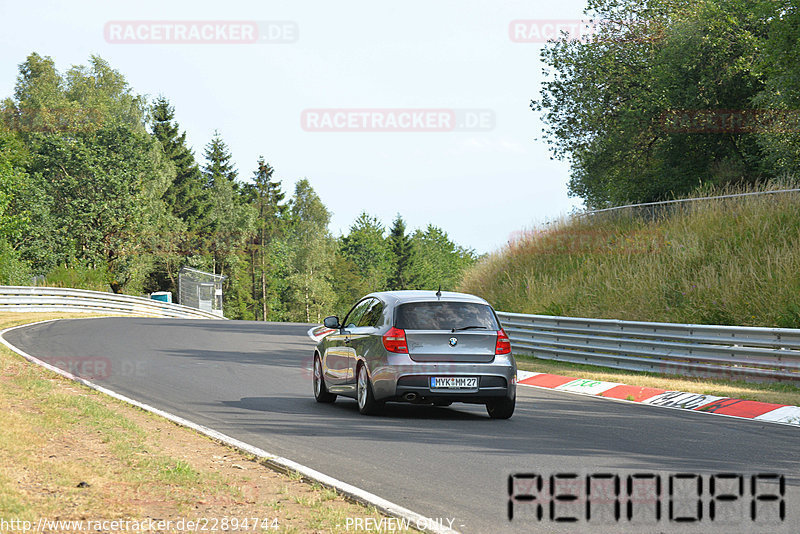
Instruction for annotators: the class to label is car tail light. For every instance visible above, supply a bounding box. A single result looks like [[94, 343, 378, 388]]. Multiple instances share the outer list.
[[383, 327, 408, 353], [495, 329, 512, 355]]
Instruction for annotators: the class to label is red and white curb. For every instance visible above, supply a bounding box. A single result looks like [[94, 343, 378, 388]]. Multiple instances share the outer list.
[[517, 370, 800, 427], [1, 320, 458, 534]]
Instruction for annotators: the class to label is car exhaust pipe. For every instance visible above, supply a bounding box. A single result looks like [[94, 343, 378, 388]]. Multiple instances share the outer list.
[[403, 392, 418, 402]]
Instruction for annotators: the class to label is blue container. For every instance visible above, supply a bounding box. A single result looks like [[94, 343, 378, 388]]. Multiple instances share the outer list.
[[150, 291, 172, 303]]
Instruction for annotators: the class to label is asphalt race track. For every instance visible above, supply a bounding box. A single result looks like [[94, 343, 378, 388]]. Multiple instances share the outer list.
[[5, 318, 799, 533]]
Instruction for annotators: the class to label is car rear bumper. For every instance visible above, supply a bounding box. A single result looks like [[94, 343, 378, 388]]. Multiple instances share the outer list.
[[369, 353, 517, 402]]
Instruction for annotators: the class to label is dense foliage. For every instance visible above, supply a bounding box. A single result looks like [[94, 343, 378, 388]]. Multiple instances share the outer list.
[[535, 0, 800, 208], [0, 53, 477, 320]]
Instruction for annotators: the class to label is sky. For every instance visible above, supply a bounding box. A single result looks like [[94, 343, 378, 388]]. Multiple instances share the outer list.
[[0, 0, 590, 254]]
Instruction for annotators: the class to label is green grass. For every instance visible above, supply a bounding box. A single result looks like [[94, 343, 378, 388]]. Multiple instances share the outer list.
[[461, 183, 800, 328], [145, 457, 202, 485], [11, 366, 55, 397], [40, 265, 113, 292]]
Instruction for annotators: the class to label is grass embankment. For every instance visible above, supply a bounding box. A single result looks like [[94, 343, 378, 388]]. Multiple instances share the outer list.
[[462, 186, 800, 327], [0, 313, 411, 533], [460, 185, 800, 402], [36, 266, 113, 292]]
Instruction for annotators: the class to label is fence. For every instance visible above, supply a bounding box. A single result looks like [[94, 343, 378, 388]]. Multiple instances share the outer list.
[[579, 187, 800, 222], [496, 311, 800, 383], [178, 267, 225, 317], [0, 286, 225, 320], [584, 187, 800, 215]]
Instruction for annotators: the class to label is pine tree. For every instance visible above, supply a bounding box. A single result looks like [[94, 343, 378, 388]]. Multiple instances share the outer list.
[[201, 131, 253, 277], [388, 214, 416, 290], [243, 156, 287, 320], [202, 130, 237, 188], [150, 96, 208, 230], [248, 157, 286, 236]]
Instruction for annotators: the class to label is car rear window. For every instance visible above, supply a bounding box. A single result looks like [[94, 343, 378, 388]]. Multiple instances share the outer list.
[[394, 302, 499, 331]]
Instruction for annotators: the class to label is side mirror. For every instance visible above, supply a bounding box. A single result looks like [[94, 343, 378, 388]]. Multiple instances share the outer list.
[[323, 315, 340, 329]]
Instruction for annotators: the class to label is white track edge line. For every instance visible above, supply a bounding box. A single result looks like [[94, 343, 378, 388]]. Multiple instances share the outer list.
[[0, 319, 459, 534], [517, 380, 800, 428]]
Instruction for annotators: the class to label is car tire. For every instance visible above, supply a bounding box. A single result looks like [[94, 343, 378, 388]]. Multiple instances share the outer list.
[[357, 364, 382, 415], [313, 356, 336, 403], [486, 396, 515, 419]]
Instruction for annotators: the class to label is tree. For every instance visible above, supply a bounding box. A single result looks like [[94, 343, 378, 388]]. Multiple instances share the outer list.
[[142, 96, 212, 295], [533, 0, 771, 208], [203, 130, 237, 188], [202, 131, 245, 272], [329, 252, 369, 317], [3, 53, 172, 293], [387, 214, 417, 290], [150, 96, 208, 229], [27, 124, 172, 292], [2, 52, 71, 135], [0, 124, 31, 284], [201, 132, 256, 315], [241, 156, 287, 320], [753, 0, 800, 175], [12, 53, 63, 107], [3, 53, 146, 138], [339, 212, 392, 291], [411, 225, 477, 290], [64, 55, 147, 131], [140, 208, 188, 295], [283, 179, 335, 322], [0, 52, 483, 313], [0, 124, 29, 239]]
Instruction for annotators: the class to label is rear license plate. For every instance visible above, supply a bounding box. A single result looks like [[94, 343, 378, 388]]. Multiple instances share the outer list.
[[430, 377, 478, 389]]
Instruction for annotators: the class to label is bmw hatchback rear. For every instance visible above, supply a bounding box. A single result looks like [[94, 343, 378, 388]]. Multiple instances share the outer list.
[[311, 290, 517, 418]]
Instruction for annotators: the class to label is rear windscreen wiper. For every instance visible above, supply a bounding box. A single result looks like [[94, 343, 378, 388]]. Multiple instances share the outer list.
[[451, 325, 489, 332]]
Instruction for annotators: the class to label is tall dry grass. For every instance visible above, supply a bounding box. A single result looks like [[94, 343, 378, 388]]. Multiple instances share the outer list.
[[461, 184, 800, 327]]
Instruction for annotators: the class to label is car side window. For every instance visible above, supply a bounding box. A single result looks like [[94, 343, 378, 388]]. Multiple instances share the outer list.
[[343, 299, 373, 329], [357, 299, 385, 327]]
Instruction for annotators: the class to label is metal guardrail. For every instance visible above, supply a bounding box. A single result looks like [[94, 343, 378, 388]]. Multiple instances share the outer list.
[[0, 286, 225, 320], [496, 311, 800, 383]]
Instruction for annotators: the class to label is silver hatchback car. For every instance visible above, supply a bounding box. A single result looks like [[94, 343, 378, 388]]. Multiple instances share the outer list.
[[312, 290, 517, 418]]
